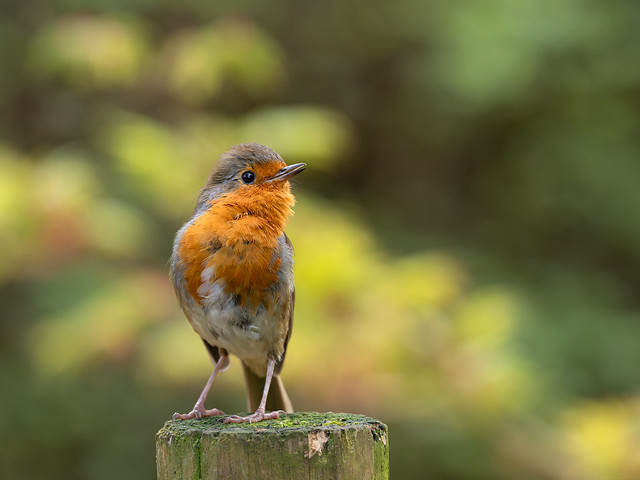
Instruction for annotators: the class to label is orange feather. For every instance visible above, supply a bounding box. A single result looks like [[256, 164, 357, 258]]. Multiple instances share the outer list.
[[178, 173, 295, 309]]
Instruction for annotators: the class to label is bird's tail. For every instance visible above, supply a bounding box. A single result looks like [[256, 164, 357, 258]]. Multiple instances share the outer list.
[[241, 362, 293, 413]]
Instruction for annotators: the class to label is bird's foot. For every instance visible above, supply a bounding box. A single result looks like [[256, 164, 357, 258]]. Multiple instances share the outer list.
[[172, 404, 225, 421], [224, 409, 286, 424]]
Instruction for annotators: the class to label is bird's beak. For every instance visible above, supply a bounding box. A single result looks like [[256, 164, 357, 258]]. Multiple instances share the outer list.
[[267, 163, 307, 183]]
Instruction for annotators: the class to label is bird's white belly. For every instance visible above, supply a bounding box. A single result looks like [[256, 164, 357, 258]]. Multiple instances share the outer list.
[[185, 282, 274, 374]]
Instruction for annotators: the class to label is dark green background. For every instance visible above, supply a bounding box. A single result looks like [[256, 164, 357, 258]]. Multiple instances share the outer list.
[[1, 1, 640, 478]]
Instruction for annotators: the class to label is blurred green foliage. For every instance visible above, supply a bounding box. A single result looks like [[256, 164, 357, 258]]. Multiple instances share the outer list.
[[1, 1, 640, 479]]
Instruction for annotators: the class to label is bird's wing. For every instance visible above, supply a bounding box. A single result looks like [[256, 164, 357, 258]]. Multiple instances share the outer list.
[[274, 232, 295, 375], [202, 339, 230, 371]]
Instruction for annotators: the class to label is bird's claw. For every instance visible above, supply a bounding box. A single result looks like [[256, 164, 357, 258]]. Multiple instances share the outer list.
[[172, 405, 225, 421], [224, 409, 286, 424]]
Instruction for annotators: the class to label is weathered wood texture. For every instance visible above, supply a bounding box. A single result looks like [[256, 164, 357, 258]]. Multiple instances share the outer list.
[[156, 412, 389, 480]]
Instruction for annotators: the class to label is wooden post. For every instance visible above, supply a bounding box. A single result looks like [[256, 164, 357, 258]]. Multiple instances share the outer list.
[[156, 412, 389, 479]]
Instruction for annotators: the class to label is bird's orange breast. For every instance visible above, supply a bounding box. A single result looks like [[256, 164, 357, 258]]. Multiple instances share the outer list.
[[177, 183, 295, 308]]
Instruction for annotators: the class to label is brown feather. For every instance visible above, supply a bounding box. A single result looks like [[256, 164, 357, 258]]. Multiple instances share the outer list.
[[242, 361, 293, 413]]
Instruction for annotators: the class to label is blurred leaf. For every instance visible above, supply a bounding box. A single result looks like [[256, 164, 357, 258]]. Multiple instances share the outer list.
[[136, 322, 212, 385], [28, 14, 149, 89], [28, 269, 168, 374], [98, 109, 201, 216], [0, 145, 34, 279], [562, 400, 640, 479], [161, 18, 285, 105], [33, 148, 101, 213], [289, 194, 378, 300], [385, 253, 467, 309], [82, 198, 153, 258], [454, 287, 519, 348], [239, 106, 354, 169], [427, 0, 622, 107]]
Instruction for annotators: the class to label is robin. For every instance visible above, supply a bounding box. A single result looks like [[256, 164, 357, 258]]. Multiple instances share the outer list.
[[169, 143, 305, 423]]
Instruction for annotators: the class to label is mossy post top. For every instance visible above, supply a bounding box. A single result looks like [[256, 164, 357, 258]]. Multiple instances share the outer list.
[[157, 411, 387, 437]]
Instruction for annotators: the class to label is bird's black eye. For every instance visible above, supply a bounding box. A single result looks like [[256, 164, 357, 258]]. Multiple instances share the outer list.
[[241, 171, 256, 184]]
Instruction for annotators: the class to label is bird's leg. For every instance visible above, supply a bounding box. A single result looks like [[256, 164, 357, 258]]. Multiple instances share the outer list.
[[173, 354, 227, 420], [224, 357, 285, 424]]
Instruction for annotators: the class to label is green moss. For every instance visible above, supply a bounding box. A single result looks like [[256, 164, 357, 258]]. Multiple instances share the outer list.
[[156, 428, 202, 480], [159, 411, 386, 436], [321, 420, 343, 426], [371, 423, 390, 479]]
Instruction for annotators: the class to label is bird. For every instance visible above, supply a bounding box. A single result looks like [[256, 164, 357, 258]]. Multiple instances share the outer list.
[[169, 143, 305, 424]]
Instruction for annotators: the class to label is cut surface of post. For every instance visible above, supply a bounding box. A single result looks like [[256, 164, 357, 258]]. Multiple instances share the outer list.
[[156, 412, 389, 480]]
